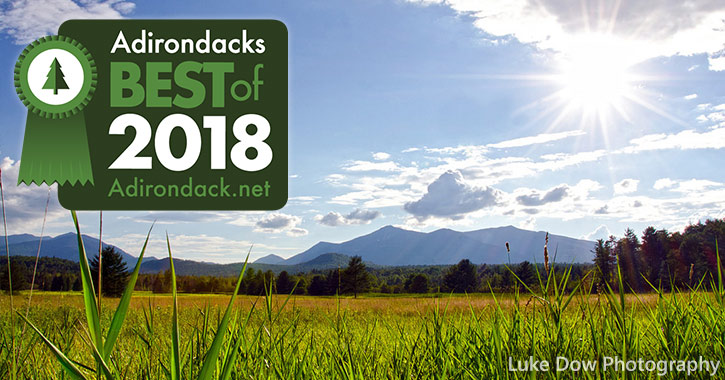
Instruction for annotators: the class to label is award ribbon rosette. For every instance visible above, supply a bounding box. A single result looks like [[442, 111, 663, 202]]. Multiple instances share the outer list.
[[12, 20, 287, 211], [14, 35, 97, 185]]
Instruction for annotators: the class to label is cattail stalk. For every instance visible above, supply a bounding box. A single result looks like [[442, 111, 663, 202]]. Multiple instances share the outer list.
[[544, 232, 550, 275], [505, 242, 511, 265]]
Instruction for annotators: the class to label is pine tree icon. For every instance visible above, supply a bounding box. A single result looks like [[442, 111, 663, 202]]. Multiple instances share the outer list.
[[42, 57, 69, 95]]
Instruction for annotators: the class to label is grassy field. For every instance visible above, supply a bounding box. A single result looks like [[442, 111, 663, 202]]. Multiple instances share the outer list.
[[1, 214, 723, 379], [1, 288, 724, 379]]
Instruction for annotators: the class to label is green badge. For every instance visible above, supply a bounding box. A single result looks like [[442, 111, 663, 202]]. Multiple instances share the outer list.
[[15, 35, 97, 185], [15, 20, 288, 211]]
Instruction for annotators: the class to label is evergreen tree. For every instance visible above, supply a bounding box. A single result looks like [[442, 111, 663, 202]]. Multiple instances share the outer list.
[[641, 227, 669, 286], [245, 269, 268, 295], [276, 270, 295, 294], [326, 268, 342, 295], [293, 276, 307, 295], [616, 229, 642, 292], [341, 256, 371, 298], [515, 261, 535, 287], [406, 274, 429, 293], [261, 270, 276, 294], [680, 233, 706, 286], [443, 259, 480, 293], [239, 267, 255, 294], [151, 270, 170, 293], [1, 260, 28, 293], [593, 238, 615, 291], [308, 275, 328, 296], [43, 58, 69, 95], [90, 246, 129, 297], [72, 276, 82, 291], [50, 275, 64, 291]]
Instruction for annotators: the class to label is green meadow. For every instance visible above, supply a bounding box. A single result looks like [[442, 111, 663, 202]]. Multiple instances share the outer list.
[[2, 272, 725, 379], [1, 213, 724, 379]]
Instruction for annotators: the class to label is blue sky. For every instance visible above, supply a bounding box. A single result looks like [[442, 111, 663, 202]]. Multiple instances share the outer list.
[[1, 0, 724, 262]]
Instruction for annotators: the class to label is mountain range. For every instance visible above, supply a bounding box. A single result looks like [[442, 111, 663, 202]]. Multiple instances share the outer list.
[[0, 232, 146, 267], [280, 225, 593, 266], [2, 225, 595, 275]]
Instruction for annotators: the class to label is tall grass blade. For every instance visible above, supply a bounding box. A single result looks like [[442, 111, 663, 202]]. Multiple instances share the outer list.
[[23, 187, 50, 327], [716, 240, 723, 306], [103, 223, 154, 360], [0, 167, 16, 380], [166, 233, 181, 380], [70, 211, 104, 358], [97, 211, 103, 321], [197, 246, 251, 380], [17, 312, 88, 380], [84, 328, 115, 380], [220, 305, 256, 380]]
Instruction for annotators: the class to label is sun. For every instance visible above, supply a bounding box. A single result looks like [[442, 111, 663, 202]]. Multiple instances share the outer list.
[[556, 48, 636, 114], [508, 34, 675, 135]]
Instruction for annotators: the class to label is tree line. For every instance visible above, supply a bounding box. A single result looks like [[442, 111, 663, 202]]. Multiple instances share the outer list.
[[593, 219, 725, 292], [0, 256, 81, 292], [133, 257, 589, 296], [3, 218, 723, 296]]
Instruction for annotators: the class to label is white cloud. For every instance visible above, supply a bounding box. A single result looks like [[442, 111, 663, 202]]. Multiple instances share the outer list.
[[325, 126, 725, 229], [286, 227, 308, 237], [488, 130, 585, 149], [614, 179, 639, 195], [254, 213, 308, 237], [0, 0, 135, 44], [709, 54, 725, 71], [372, 152, 391, 161], [325, 174, 346, 184], [515, 185, 569, 206], [287, 195, 320, 205], [518, 217, 536, 230], [684, 93, 698, 100], [653, 178, 676, 190], [117, 211, 236, 225], [107, 232, 299, 263], [504, 179, 602, 221], [343, 160, 402, 172], [405, 0, 725, 70], [539, 150, 608, 170], [583, 225, 611, 241], [569, 179, 603, 197], [670, 179, 722, 193], [316, 208, 381, 226], [0, 157, 68, 234], [622, 128, 725, 153], [696, 103, 725, 125], [404, 170, 501, 221], [345, 208, 381, 223], [317, 212, 345, 226], [330, 187, 419, 208]]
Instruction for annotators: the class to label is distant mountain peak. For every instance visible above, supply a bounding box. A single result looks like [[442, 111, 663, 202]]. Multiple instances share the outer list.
[[431, 228, 457, 234], [254, 254, 285, 265], [1, 232, 150, 267], [283, 225, 595, 266], [377, 225, 404, 232]]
